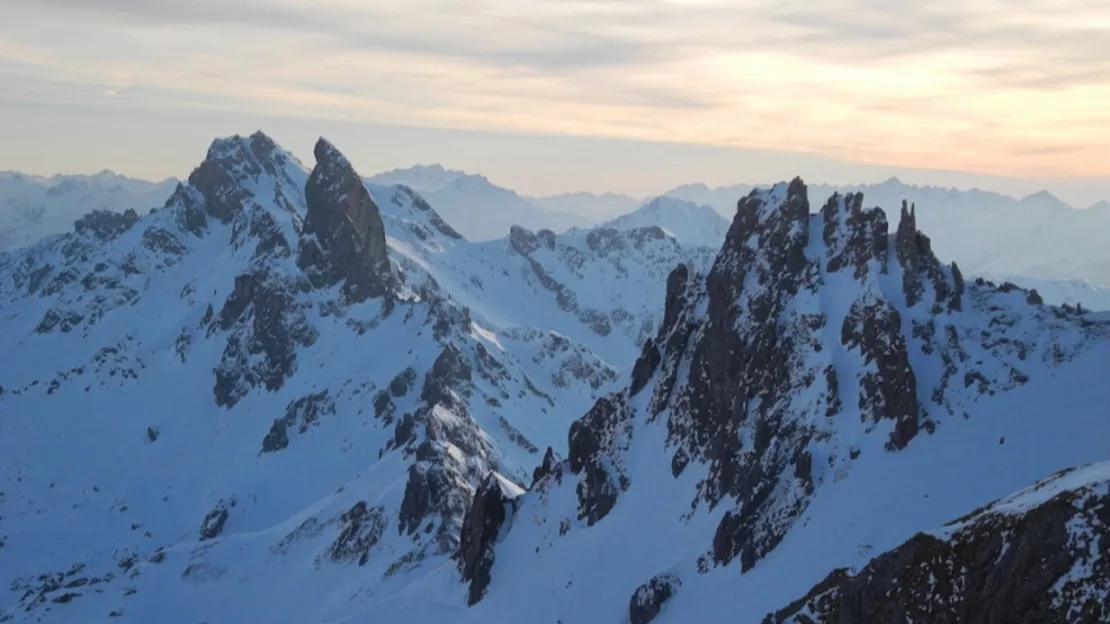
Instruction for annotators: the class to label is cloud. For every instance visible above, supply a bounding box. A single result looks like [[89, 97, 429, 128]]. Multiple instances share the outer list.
[[1, 0, 1109, 179]]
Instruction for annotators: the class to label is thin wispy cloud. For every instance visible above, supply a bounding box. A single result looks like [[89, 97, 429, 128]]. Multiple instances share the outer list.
[[2, 0, 1108, 180]]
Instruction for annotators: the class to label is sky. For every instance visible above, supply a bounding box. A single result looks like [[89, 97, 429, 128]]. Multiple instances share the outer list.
[[1, 0, 1108, 206]]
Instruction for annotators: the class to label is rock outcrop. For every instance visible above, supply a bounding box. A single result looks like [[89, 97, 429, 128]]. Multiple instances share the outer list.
[[462, 178, 1110, 610], [73, 209, 140, 241], [455, 473, 515, 605], [629, 574, 681, 624], [766, 462, 1110, 624], [299, 138, 395, 302]]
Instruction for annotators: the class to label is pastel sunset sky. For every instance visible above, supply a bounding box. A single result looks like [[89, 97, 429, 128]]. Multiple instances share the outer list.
[[2, 0, 1108, 205]]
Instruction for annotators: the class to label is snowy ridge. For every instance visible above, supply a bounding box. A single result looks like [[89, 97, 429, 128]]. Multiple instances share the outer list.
[[366, 164, 587, 240], [433, 179, 1110, 624], [596, 196, 729, 247], [0, 133, 714, 623], [0, 170, 177, 251]]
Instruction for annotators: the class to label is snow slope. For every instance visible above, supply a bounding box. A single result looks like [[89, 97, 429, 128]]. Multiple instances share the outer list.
[[0, 170, 178, 251], [366, 164, 588, 240]]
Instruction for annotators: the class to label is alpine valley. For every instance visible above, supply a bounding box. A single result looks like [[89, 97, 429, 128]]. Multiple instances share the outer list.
[[1, 132, 1107, 624]]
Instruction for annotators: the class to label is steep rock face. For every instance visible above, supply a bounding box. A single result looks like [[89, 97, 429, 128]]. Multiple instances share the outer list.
[[300, 138, 395, 302], [463, 178, 1110, 611], [567, 395, 633, 525], [455, 474, 514, 606], [767, 462, 1110, 624], [212, 269, 318, 407]]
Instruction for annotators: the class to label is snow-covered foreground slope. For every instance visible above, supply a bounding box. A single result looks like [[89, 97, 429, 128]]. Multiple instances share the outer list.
[[366, 164, 588, 240], [373, 180, 1109, 624], [665, 178, 1110, 289], [770, 460, 1110, 623], [0, 170, 177, 251], [0, 133, 713, 623]]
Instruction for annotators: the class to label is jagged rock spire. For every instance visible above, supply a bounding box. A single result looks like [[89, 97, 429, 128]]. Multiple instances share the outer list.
[[299, 137, 395, 302]]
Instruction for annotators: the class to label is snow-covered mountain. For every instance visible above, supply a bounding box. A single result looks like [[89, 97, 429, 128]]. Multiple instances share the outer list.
[[665, 178, 1110, 290], [2, 143, 1107, 624], [0, 170, 178, 251], [0, 133, 713, 623], [528, 191, 642, 222], [597, 196, 729, 247], [432, 181, 1110, 623], [366, 164, 589, 240]]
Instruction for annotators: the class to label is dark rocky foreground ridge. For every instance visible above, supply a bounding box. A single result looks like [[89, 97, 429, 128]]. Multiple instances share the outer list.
[[766, 462, 1110, 624], [454, 178, 1110, 620]]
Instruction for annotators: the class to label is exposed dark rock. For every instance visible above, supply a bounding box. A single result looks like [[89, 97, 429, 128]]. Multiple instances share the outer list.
[[141, 227, 186, 257], [74, 209, 140, 240], [629, 574, 681, 624], [661, 264, 691, 343], [664, 179, 822, 571], [531, 447, 563, 488], [328, 501, 387, 565], [895, 200, 962, 312], [455, 473, 514, 606], [213, 270, 317, 407], [389, 367, 418, 396], [628, 338, 660, 397], [421, 344, 473, 407], [766, 465, 1110, 624], [35, 308, 84, 334], [822, 192, 888, 278], [1027, 289, 1044, 305], [261, 390, 336, 453], [299, 137, 395, 302], [568, 395, 633, 526], [199, 498, 235, 541], [508, 225, 542, 255], [840, 298, 920, 450]]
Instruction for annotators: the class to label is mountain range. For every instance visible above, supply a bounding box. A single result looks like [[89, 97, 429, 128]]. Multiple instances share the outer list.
[[3, 164, 1107, 308], [1, 131, 1107, 623], [0, 170, 179, 251], [665, 178, 1110, 293]]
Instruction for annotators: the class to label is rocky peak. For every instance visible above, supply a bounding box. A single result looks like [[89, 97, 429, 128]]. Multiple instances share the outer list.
[[895, 199, 962, 311], [299, 137, 395, 303], [508, 225, 555, 255], [188, 131, 290, 224], [168, 130, 304, 237], [73, 208, 140, 241], [493, 176, 1108, 599]]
